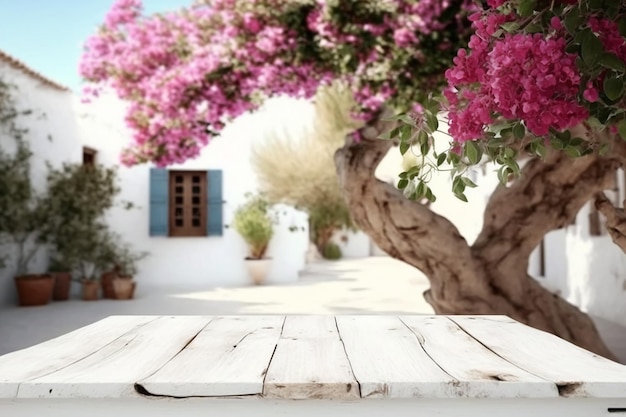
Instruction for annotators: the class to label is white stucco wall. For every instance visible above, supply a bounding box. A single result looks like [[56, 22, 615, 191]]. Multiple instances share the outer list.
[[0, 62, 82, 306], [331, 229, 371, 258], [560, 201, 626, 325], [75, 94, 310, 292]]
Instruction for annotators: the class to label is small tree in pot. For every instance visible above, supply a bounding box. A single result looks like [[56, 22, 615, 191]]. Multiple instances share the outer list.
[[232, 193, 276, 285], [41, 162, 126, 300], [57, 223, 117, 301], [0, 81, 53, 306], [110, 239, 148, 300]]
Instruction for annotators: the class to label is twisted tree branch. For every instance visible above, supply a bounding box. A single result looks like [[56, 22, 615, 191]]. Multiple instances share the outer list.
[[595, 192, 626, 252]]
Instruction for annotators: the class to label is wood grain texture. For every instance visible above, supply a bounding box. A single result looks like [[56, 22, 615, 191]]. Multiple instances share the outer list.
[[0, 316, 158, 398], [263, 316, 359, 399], [138, 316, 285, 397], [2, 314, 626, 403], [399, 316, 558, 398], [17, 316, 210, 399], [335, 315, 456, 398], [450, 315, 626, 398]]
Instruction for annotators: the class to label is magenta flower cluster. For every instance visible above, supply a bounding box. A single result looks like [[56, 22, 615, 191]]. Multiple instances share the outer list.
[[444, 4, 626, 144], [80, 0, 469, 166]]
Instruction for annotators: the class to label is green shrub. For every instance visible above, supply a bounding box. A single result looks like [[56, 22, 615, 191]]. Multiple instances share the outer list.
[[232, 193, 275, 259], [323, 243, 342, 260]]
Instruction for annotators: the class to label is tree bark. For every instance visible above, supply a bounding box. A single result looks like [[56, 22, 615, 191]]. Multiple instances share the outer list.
[[335, 117, 619, 360]]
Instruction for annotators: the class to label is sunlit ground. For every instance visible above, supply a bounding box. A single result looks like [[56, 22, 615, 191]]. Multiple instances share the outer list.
[[0, 256, 624, 364]]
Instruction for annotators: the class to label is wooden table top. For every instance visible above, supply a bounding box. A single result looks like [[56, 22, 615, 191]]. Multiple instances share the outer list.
[[1, 315, 626, 400]]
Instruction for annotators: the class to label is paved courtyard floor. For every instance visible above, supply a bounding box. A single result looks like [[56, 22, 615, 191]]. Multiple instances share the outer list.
[[1, 256, 625, 363]]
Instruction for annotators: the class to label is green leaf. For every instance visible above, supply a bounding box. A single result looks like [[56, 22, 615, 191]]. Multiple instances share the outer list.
[[454, 193, 468, 202], [399, 124, 412, 141], [425, 187, 436, 203], [512, 123, 526, 140], [417, 130, 429, 145], [397, 179, 409, 190], [506, 159, 521, 176], [406, 165, 421, 179], [517, 0, 535, 17], [399, 141, 410, 155], [452, 176, 466, 195], [415, 181, 426, 200], [462, 177, 478, 188], [564, 7, 582, 34], [398, 114, 416, 127], [497, 166, 511, 185], [436, 153, 447, 167], [604, 75, 625, 101], [564, 145, 582, 158], [464, 141, 481, 165], [550, 137, 566, 150], [581, 31, 604, 67], [618, 119, 626, 141], [425, 112, 439, 132], [524, 23, 543, 34], [501, 22, 520, 32], [535, 142, 547, 158], [599, 53, 626, 73]]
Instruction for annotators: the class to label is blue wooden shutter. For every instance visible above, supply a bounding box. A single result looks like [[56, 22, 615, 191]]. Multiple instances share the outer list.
[[207, 170, 223, 236], [149, 168, 169, 236]]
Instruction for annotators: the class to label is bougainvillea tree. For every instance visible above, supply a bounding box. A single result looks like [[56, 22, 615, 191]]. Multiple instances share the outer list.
[[81, 0, 625, 359]]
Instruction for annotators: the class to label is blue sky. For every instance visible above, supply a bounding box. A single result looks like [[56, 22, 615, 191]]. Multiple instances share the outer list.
[[0, 0, 191, 92]]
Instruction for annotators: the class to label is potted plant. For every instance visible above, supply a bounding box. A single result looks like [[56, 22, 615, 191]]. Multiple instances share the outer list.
[[41, 162, 127, 301], [111, 242, 148, 300], [48, 256, 73, 301], [232, 193, 276, 285], [75, 226, 121, 301], [0, 130, 53, 306]]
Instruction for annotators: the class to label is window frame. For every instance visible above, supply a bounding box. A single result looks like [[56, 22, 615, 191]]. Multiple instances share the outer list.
[[168, 170, 208, 237], [82, 147, 97, 166]]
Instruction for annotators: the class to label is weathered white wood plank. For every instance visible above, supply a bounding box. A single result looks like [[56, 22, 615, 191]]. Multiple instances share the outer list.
[[3, 397, 626, 417], [400, 316, 557, 398], [335, 315, 455, 398], [17, 316, 211, 399], [138, 316, 285, 397], [0, 315, 158, 398], [263, 316, 359, 399], [450, 315, 626, 398]]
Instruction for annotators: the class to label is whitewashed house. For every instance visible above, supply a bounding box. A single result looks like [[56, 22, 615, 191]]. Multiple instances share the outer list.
[[1, 49, 625, 332], [0, 50, 84, 306], [74, 88, 312, 292]]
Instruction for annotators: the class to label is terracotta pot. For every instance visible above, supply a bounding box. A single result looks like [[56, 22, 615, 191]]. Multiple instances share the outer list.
[[113, 277, 136, 300], [82, 280, 99, 301], [51, 272, 72, 301], [101, 271, 117, 299], [14, 274, 54, 307], [244, 258, 272, 285]]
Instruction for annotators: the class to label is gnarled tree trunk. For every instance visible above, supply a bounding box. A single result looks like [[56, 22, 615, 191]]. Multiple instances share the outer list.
[[335, 116, 620, 360]]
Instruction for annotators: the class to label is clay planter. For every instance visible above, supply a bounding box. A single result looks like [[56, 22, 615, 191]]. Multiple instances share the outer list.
[[244, 258, 272, 285], [14, 274, 54, 307], [112, 277, 136, 300], [51, 272, 72, 301], [101, 271, 117, 299], [81, 280, 100, 301]]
